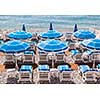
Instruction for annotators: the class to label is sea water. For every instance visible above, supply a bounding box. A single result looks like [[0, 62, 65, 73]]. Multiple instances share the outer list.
[[0, 15, 100, 30]]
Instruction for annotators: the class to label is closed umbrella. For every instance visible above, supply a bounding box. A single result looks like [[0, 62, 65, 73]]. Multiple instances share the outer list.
[[39, 23, 63, 39], [0, 40, 30, 69], [22, 24, 26, 31], [73, 24, 78, 32]]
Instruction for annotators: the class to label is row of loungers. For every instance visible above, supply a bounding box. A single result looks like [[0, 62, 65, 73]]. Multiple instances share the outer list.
[[73, 53, 100, 64], [1, 64, 100, 84], [18, 64, 74, 84], [4, 53, 68, 68]]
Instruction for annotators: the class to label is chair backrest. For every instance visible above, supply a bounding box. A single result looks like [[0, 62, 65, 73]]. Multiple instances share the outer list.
[[56, 54, 65, 61], [39, 54, 48, 61], [91, 53, 100, 61], [73, 53, 83, 61], [23, 54, 35, 62], [5, 54, 14, 62], [19, 71, 31, 78]]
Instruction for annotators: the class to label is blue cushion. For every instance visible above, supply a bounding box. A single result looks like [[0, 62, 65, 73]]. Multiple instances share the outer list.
[[58, 65, 71, 71], [24, 51, 34, 55], [38, 65, 50, 71], [97, 64, 100, 69], [79, 65, 90, 73], [71, 49, 80, 55], [20, 65, 32, 72]]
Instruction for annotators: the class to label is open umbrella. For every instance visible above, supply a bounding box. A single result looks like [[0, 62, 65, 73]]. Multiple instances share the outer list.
[[81, 39, 100, 50], [73, 30, 96, 40], [0, 40, 30, 69], [7, 25, 32, 40], [38, 39, 68, 52], [39, 23, 63, 39], [7, 31, 33, 40], [81, 39, 100, 68], [37, 39, 68, 67]]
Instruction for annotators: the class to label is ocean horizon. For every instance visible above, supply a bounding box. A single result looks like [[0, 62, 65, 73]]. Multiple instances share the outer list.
[[0, 15, 100, 31]]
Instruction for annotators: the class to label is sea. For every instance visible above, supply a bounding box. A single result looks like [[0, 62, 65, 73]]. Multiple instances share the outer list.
[[0, 15, 100, 31]]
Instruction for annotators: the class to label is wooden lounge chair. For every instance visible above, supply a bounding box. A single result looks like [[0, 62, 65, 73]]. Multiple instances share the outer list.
[[83, 71, 98, 83], [55, 54, 66, 65], [36, 65, 50, 84], [18, 65, 33, 84], [23, 54, 35, 64], [5, 54, 15, 63], [91, 53, 100, 63], [68, 43, 76, 50], [73, 53, 83, 64], [38, 54, 49, 64], [79, 65, 98, 84], [58, 65, 74, 83], [18, 71, 32, 83]]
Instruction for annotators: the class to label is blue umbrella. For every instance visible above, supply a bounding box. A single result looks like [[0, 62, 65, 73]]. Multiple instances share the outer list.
[[37, 39, 68, 52], [0, 40, 30, 53], [38, 65, 50, 71], [73, 30, 96, 39], [81, 39, 100, 50], [7, 31, 33, 40], [22, 24, 26, 31], [73, 24, 78, 32], [39, 23, 63, 39]]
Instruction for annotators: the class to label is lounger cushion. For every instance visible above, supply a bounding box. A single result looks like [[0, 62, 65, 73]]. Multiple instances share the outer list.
[[97, 64, 100, 69], [58, 65, 71, 72], [79, 65, 90, 73], [20, 65, 32, 72], [70, 49, 80, 55], [38, 65, 49, 71]]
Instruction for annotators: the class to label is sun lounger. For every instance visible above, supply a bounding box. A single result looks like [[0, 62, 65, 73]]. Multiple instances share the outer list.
[[68, 43, 76, 50], [73, 53, 83, 64], [58, 65, 73, 83], [38, 54, 49, 64], [79, 65, 98, 83], [36, 65, 50, 84], [5, 54, 15, 63], [50, 68, 60, 84], [23, 54, 35, 64], [18, 65, 33, 83], [55, 54, 66, 64], [91, 53, 100, 63]]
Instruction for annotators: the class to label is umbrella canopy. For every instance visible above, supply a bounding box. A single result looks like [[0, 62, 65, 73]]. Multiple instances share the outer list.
[[0, 40, 30, 53], [39, 23, 63, 39], [81, 39, 100, 50], [7, 31, 33, 40], [73, 24, 78, 32], [38, 65, 50, 71], [37, 39, 68, 52], [73, 30, 96, 39]]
